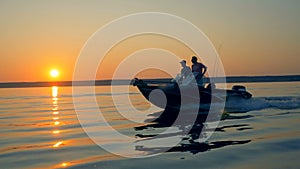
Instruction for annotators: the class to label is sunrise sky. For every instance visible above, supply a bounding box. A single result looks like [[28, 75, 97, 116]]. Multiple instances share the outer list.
[[0, 0, 299, 82]]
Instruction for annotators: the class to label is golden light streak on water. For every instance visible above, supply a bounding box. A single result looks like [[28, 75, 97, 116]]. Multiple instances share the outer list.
[[61, 162, 70, 167], [52, 130, 60, 134], [53, 111, 59, 115], [52, 117, 59, 120], [53, 141, 63, 148], [52, 100, 58, 105], [52, 86, 58, 97]]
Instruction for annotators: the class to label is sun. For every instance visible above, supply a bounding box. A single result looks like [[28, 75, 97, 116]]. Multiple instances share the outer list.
[[50, 69, 59, 78]]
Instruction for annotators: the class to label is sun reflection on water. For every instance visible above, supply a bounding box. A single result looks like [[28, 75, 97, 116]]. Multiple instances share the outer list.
[[52, 117, 59, 120], [52, 130, 60, 134], [51, 86, 70, 167], [53, 111, 59, 115], [52, 86, 58, 97], [51, 86, 63, 141], [53, 141, 63, 148], [61, 162, 70, 167], [54, 121, 60, 126]]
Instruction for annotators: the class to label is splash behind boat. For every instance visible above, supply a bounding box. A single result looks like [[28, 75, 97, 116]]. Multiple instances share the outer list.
[[132, 78, 252, 112]]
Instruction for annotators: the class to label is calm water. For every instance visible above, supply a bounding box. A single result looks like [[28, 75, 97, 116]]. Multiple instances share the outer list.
[[0, 82, 300, 169]]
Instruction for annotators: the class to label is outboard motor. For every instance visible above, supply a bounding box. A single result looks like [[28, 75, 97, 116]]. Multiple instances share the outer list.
[[232, 85, 252, 99], [232, 85, 246, 92]]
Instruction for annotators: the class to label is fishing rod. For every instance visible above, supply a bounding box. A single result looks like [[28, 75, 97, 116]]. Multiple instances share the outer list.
[[212, 43, 223, 77]]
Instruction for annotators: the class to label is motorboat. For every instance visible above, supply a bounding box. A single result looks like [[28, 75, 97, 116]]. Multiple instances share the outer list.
[[132, 78, 252, 113]]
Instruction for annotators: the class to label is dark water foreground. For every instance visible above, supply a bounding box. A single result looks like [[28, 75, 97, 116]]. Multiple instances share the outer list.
[[0, 82, 299, 169]]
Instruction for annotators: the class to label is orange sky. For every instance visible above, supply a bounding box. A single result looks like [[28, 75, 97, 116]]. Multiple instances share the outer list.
[[97, 34, 196, 80], [0, 1, 299, 82]]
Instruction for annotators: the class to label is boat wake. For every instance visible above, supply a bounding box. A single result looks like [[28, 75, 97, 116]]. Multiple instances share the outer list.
[[225, 96, 300, 112]]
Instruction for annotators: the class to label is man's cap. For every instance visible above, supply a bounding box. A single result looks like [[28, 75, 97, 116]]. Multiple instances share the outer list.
[[180, 60, 186, 64]]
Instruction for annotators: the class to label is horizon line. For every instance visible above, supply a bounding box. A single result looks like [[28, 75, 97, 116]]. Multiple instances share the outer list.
[[0, 75, 300, 88], [1, 74, 300, 84]]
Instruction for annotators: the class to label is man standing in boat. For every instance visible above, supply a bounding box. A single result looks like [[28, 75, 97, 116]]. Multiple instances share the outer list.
[[191, 56, 207, 86]]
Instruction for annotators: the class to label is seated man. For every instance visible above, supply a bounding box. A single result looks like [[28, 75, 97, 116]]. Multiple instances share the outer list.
[[191, 56, 207, 86], [180, 60, 191, 80], [173, 60, 192, 85]]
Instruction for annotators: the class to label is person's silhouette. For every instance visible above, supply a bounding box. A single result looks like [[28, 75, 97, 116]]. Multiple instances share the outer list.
[[191, 56, 207, 86], [179, 60, 191, 81]]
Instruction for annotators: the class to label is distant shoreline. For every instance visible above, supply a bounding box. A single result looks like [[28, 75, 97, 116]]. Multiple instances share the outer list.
[[0, 75, 299, 88]]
